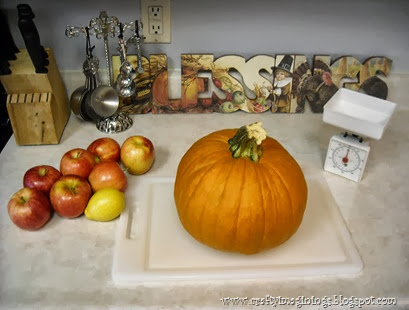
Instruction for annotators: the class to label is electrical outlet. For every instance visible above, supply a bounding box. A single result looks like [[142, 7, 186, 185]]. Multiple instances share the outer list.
[[141, 0, 171, 43], [148, 6, 163, 35]]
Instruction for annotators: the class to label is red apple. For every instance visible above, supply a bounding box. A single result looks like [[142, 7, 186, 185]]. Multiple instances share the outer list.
[[120, 136, 155, 175], [87, 137, 121, 163], [88, 161, 127, 192], [201, 98, 213, 108], [60, 148, 95, 179], [23, 165, 62, 195], [213, 78, 222, 90], [225, 91, 233, 102], [7, 187, 52, 230], [49, 175, 92, 218]]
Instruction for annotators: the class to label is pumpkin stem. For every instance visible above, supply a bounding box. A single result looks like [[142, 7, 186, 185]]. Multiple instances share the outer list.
[[228, 121, 267, 162]]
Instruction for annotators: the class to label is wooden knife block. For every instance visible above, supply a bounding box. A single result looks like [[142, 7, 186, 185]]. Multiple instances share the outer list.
[[0, 48, 70, 145]]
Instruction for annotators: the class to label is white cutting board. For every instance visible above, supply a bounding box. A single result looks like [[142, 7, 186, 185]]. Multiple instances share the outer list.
[[112, 168, 362, 284]]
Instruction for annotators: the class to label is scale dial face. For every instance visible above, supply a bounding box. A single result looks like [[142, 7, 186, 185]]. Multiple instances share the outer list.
[[324, 134, 370, 182], [331, 146, 361, 173]]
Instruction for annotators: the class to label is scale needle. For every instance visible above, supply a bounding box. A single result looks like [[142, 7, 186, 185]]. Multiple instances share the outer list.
[[342, 149, 350, 165]]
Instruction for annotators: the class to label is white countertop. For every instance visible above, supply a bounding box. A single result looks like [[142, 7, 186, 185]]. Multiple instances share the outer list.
[[0, 74, 408, 309]]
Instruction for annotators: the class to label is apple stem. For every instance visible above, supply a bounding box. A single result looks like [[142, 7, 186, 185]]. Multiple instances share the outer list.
[[19, 196, 27, 203], [64, 180, 79, 194], [39, 167, 48, 177]]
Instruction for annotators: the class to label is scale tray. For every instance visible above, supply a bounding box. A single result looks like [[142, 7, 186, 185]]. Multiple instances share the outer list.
[[323, 88, 396, 140]]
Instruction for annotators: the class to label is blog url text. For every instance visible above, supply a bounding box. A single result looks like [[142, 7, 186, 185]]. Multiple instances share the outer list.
[[220, 295, 397, 308]]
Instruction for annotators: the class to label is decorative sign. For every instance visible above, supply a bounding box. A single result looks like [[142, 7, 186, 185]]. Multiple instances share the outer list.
[[112, 54, 392, 114]]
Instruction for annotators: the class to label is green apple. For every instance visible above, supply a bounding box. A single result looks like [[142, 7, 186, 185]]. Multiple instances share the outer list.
[[220, 101, 236, 113], [233, 91, 246, 105], [220, 76, 232, 91]]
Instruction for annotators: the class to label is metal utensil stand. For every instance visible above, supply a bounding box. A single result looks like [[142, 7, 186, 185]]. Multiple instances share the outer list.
[[66, 12, 144, 133]]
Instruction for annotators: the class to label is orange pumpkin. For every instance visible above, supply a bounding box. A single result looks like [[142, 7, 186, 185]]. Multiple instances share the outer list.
[[174, 122, 308, 254]]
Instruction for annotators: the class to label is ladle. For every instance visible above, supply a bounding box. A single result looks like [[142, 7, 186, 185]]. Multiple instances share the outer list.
[[70, 85, 86, 117], [70, 27, 98, 120], [114, 22, 136, 98], [82, 27, 119, 121], [90, 85, 120, 117]]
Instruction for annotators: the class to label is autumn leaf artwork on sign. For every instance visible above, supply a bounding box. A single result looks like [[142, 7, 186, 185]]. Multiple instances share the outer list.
[[112, 53, 392, 114]]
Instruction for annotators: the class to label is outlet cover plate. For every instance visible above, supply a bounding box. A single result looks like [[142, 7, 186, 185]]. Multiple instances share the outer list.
[[141, 0, 171, 43]]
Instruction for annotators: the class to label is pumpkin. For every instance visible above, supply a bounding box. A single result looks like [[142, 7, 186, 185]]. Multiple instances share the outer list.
[[174, 122, 308, 255]]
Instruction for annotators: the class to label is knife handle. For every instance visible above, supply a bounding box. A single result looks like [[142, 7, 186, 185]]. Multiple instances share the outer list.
[[0, 9, 19, 60], [17, 4, 48, 74], [0, 61, 11, 75]]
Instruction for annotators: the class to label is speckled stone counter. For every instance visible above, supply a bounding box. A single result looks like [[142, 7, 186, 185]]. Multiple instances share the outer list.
[[0, 74, 408, 309]]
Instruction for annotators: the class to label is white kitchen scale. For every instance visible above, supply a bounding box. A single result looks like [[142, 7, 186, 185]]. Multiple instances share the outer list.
[[323, 88, 396, 182]]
